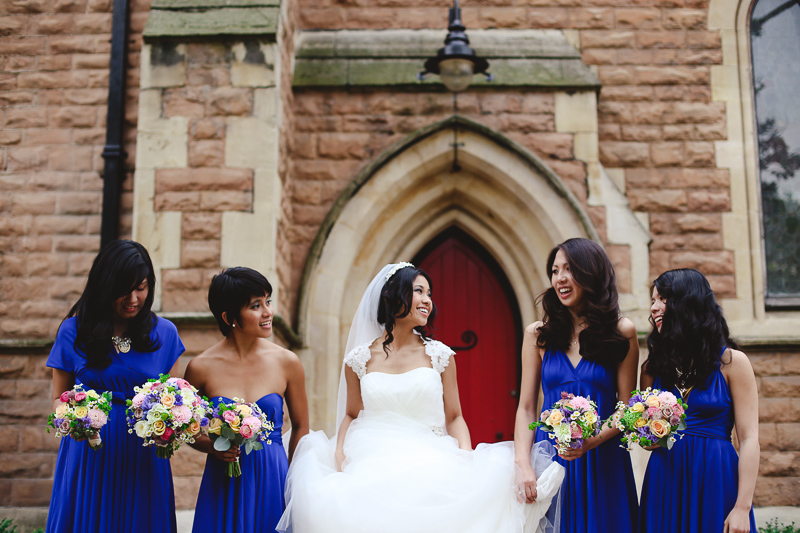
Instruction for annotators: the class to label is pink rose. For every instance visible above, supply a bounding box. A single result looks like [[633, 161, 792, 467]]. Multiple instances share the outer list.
[[74, 391, 87, 402], [58, 420, 72, 435], [88, 433, 102, 448], [239, 425, 254, 439], [540, 410, 551, 422], [67, 390, 76, 401], [242, 416, 261, 431], [60, 391, 71, 403], [570, 423, 582, 438], [222, 410, 238, 423], [132, 393, 145, 408], [177, 379, 190, 389], [661, 406, 674, 418], [171, 405, 192, 425], [646, 407, 662, 419], [673, 404, 685, 417], [88, 409, 108, 429]]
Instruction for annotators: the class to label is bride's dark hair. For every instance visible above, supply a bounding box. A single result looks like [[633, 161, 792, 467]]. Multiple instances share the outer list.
[[377, 266, 437, 355], [644, 268, 737, 391], [67, 240, 160, 368], [536, 238, 629, 366]]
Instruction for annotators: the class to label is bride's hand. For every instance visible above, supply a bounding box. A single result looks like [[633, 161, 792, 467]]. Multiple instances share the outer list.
[[517, 463, 538, 504], [335, 447, 346, 472]]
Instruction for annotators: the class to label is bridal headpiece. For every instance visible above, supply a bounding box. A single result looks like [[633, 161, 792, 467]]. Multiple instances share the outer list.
[[384, 262, 414, 281]]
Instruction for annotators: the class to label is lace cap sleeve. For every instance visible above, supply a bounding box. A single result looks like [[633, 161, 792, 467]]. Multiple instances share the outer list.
[[424, 339, 455, 374], [343, 343, 372, 379]]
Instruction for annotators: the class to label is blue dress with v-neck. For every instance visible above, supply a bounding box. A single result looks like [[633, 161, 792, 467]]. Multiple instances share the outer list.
[[46, 316, 184, 533], [638, 352, 756, 532], [534, 349, 638, 533], [192, 393, 288, 533]]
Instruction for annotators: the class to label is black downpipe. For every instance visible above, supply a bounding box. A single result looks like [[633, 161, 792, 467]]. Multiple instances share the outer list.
[[100, 0, 130, 248]]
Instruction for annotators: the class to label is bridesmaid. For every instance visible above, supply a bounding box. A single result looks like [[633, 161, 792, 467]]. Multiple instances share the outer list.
[[47, 240, 184, 532], [639, 269, 758, 533], [186, 267, 309, 533], [514, 238, 639, 533]]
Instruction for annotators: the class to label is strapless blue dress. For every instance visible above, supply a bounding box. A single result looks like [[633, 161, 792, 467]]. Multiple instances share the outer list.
[[534, 349, 638, 533], [639, 355, 756, 532], [192, 394, 288, 533]]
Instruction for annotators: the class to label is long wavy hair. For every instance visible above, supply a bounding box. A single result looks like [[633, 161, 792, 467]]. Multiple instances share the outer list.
[[67, 240, 160, 368], [536, 238, 629, 366], [377, 266, 437, 355], [644, 268, 737, 390]]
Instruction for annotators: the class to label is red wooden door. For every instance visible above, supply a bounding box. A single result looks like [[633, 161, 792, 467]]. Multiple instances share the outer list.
[[415, 229, 521, 444]]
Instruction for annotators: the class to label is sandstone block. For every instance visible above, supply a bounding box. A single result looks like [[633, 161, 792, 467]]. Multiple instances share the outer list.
[[155, 168, 253, 193], [636, 66, 709, 85], [761, 376, 800, 398], [568, 7, 614, 29], [0, 36, 47, 56], [620, 124, 661, 142], [669, 250, 734, 274], [49, 145, 94, 172], [776, 423, 800, 451], [673, 213, 721, 232], [190, 118, 225, 140], [759, 398, 800, 423], [26, 129, 71, 145], [0, 91, 34, 106], [684, 142, 715, 167], [0, 426, 19, 451], [199, 191, 251, 211], [49, 35, 96, 54], [783, 354, 800, 375], [56, 192, 100, 215], [209, 88, 253, 117], [663, 102, 725, 124], [650, 142, 683, 166], [182, 212, 221, 240], [54, 235, 100, 253], [628, 189, 687, 212], [188, 140, 225, 168], [664, 9, 706, 30], [598, 124, 621, 141], [170, 445, 207, 476], [5, 55, 35, 70], [754, 477, 800, 506], [20, 426, 60, 452], [615, 8, 661, 28], [687, 31, 722, 49], [599, 141, 650, 166], [686, 233, 722, 250], [162, 268, 204, 291], [0, 131, 23, 145], [525, 133, 574, 161], [31, 15, 74, 35], [527, 8, 568, 28], [11, 479, 54, 506], [73, 13, 112, 34], [638, 31, 685, 49], [601, 85, 654, 102], [155, 192, 201, 212], [27, 252, 71, 276], [0, 16, 26, 36], [582, 30, 636, 48], [68, 252, 96, 276], [583, 49, 617, 65], [759, 423, 778, 451], [50, 106, 97, 128], [73, 54, 110, 69], [172, 471, 202, 510], [759, 451, 800, 477], [7, 147, 48, 172], [687, 189, 730, 211]]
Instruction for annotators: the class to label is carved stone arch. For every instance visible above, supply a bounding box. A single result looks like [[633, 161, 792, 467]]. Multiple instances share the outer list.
[[296, 117, 608, 430]]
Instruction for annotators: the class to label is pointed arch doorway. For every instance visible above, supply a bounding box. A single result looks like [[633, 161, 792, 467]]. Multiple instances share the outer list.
[[414, 227, 522, 444]]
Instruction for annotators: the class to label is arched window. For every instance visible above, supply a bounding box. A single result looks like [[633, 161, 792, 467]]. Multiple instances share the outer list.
[[751, 0, 800, 307]]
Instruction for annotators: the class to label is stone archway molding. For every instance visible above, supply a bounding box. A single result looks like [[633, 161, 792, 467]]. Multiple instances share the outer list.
[[295, 116, 603, 430]]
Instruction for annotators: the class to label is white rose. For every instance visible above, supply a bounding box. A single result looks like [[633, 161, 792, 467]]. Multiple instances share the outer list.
[[134, 420, 149, 438]]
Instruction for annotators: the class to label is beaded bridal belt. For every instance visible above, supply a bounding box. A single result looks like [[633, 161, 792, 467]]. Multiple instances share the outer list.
[[430, 426, 444, 436]]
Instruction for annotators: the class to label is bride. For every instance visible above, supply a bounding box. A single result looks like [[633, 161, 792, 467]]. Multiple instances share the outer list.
[[277, 263, 562, 533]]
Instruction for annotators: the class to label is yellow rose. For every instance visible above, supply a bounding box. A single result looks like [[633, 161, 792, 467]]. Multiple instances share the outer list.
[[236, 404, 253, 417], [650, 419, 671, 438], [74, 406, 89, 418], [582, 412, 598, 425], [86, 390, 99, 399], [631, 402, 645, 413], [230, 420, 241, 433], [634, 418, 648, 428], [208, 418, 222, 435], [545, 410, 564, 426], [152, 420, 167, 436], [161, 392, 176, 409], [645, 396, 661, 408], [55, 404, 70, 418]]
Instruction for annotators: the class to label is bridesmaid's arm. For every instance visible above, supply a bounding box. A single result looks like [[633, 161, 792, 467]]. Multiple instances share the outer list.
[[335, 365, 364, 471], [442, 359, 472, 451], [513, 322, 543, 503], [640, 361, 654, 389], [52, 368, 75, 411], [723, 348, 760, 533], [284, 352, 309, 463], [560, 317, 638, 461]]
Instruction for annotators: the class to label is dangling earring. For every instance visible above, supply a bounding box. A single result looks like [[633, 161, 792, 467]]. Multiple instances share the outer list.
[[232, 323, 236, 328]]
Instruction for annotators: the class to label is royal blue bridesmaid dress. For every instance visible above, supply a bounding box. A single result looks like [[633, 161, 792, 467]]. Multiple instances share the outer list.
[[639, 350, 756, 533], [192, 394, 288, 533], [534, 349, 639, 533], [46, 316, 184, 533]]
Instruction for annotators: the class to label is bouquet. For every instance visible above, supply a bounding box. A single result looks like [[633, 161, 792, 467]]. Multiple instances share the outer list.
[[207, 398, 275, 477], [609, 388, 688, 450], [126, 374, 209, 459], [529, 392, 601, 454], [48, 384, 112, 450]]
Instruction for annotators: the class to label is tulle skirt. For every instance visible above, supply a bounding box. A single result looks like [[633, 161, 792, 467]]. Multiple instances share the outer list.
[[277, 411, 527, 533]]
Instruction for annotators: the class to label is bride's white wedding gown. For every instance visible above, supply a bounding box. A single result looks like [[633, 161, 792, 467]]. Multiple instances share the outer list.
[[277, 339, 526, 533]]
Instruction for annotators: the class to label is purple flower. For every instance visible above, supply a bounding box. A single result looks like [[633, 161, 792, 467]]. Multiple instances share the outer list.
[[570, 440, 582, 449], [174, 394, 183, 407], [200, 417, 209, 427]]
